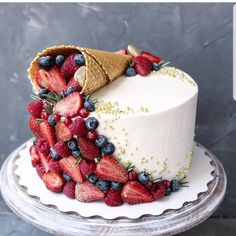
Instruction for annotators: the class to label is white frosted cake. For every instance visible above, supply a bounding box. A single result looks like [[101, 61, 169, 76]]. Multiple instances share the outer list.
[[26, 45, 198, 206], [94, 67, 198, 179]]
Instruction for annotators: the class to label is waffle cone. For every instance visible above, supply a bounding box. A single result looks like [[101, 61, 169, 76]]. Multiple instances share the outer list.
[[28, 45, 132, 95]]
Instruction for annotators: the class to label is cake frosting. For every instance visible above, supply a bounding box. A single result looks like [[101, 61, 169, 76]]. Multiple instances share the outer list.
[[26, 45, 198, 206], [93, 67, 198, 179]]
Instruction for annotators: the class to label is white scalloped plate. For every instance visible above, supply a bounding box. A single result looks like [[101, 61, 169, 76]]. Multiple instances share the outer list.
[[14, 141, 215, 219]]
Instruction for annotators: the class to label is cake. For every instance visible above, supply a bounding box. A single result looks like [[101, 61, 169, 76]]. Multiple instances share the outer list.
[[27, 45, 198, 206]]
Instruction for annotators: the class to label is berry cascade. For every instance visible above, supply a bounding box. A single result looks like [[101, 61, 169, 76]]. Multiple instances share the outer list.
[[27, 46, 187, 207]]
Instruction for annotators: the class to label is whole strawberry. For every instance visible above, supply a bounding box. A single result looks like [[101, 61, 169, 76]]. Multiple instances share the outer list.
[[63, 181, 76, 199], [27, 101, 43, 119], [104, 189, 123, 207], [134, 56, 152, 76], [35, 138, 50, 155], [78, 137, 100, 161]]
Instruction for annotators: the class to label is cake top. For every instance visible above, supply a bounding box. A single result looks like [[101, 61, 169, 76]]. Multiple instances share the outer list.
[[94, 67, 198, 116]]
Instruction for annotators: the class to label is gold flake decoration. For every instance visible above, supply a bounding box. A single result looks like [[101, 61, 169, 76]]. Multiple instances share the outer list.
[[152, 67, 197, 87], [95, 100, 150, 116]]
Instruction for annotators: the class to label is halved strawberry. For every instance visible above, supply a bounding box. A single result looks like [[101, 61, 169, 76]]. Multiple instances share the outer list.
[[75, 181, 105, 202], [53, 92, 83, 117], [59, 156, 83, 183], [36, 66, 66, 94], [49, 158, 62, 173], [79, 159, 96, 177], [40, 121, 56, 147], [27, 101, 43, 119], [121, 181, 153, 204], [94, 155, 128, 183], [55, 121, 73, 142], [60, 53, 79, 80], [29, 145, 41, 167], [66, 77, 82, 91], [78, 137, 100, 161], [39, 152, 50, 173], [140, 51, 161, 63], [29, 116, 41, 137], [42, 172, 65, 192], [35, 164, 45, 178]]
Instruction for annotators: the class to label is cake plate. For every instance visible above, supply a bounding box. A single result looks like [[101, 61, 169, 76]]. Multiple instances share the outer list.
[[0, 140, 226, 236]]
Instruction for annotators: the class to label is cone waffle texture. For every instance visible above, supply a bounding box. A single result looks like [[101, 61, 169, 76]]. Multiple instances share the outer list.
[[28, 45, 132, 95]]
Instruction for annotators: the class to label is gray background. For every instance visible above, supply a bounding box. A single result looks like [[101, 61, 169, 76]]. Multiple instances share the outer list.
[[0, 3, 234, 236]]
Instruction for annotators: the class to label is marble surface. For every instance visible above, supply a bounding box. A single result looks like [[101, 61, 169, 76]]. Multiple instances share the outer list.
[[0, 2, 234, 235]]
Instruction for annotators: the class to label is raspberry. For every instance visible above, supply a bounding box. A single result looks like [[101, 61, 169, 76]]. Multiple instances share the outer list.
[[104, 189, 123, 206], [128, 170, 138, 180], [68, 118, 87, 136], [54, 141, 71, 158], [49, 159, 62, 173], [35, 138, 50, 155], [63, 181, 76, 198]]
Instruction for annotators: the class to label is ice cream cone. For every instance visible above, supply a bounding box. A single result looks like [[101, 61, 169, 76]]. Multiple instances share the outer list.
[[28, 45, 132, 95]]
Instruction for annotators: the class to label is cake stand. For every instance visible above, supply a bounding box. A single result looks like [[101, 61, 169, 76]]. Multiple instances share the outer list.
[[0, 140, 226, 236]]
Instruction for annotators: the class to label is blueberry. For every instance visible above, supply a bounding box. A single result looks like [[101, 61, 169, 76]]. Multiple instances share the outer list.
[[67, 139, 78, 151], [88, 173, 98, 184], [48, 114, 57, 126], [74, 53, 85, 66], [38, 56, 53, 69], [95, 135, 108, 148], [165, 188, 172, 196], [111, 182, 122, 190], [50, 147, 61, 160], [125, 67, 136, 77], [137, 172, 150, 185], [63, 172, 71, 182], [38, 88, 49, 99], [55, 55, 65, 67], [152, 62, 160, 71], [102, 142, 115, 155], [72, 149, 81, 158], [85, 117, 99, 130], [84, 100, 95, 112], [65, 86, 79, 96], [60, 90, 66, 99], [170, 179, 181, 192], [96, 179, 110, 191]]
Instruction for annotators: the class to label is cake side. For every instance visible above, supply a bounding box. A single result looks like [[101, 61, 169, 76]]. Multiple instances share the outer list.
[[93, 67, 198, 179]]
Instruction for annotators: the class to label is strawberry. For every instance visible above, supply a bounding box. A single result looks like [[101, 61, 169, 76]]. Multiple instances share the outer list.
[[79, 159, 96, 177], [115, 48, 127, 55], [78, 137, 100, 161], [141, 51, 161, 63], [66, 77, 82, 92], [53, 92, 83, 117], [39, 121, 56, 147], [42, 172, 65, 192], [35, 164, 45, 178], [59, 156, 83, 183], [29, 145, 41, 167], [63, 181, 76, 199], [54, 141, 71, 158], [60, 53, 80, 80], [55, 121, 73, 142], [35, 138, 50, 155], [29, 116, 41, 137], [27, 101, 43, 119], [134, 56, 152, 76], [121, 181, 153, 204], [39, 152, 50, 173], [75, 181, 105, 202], [104, 189, 123, 207], [49, 158, 62, 173], [94, 155, 128, 183], [151, 182, 166, 200], [36, 66, 66, 94], [68, 118, 86, 136]]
